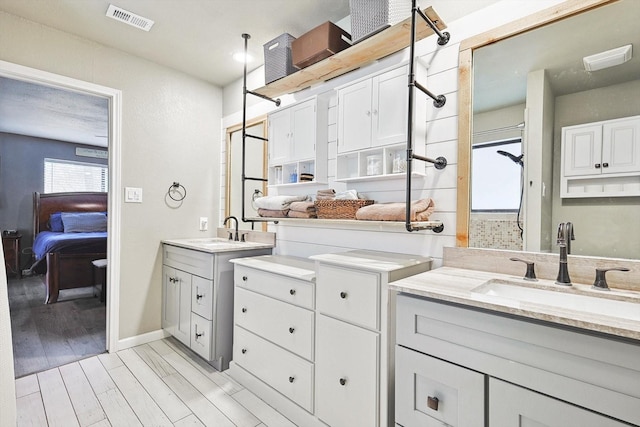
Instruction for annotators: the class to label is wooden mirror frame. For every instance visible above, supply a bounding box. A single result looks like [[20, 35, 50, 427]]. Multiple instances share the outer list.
[[455, 0, 617, 247]]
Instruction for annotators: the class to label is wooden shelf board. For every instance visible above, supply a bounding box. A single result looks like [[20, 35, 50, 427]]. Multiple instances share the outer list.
[[335, 171, 426, 183], [244, 216, 443, 232], [254, 7, 447, 98]]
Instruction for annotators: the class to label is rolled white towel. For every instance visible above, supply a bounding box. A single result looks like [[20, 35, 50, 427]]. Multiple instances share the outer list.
[[254, 195, 309, 210], [334, 189, 359, 200]]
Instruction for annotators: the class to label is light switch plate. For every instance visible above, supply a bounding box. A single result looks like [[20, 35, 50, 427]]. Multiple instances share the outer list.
[[125, 187, 143, 203]]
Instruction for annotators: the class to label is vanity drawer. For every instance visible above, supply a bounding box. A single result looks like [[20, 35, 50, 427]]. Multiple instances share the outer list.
[[190, 313, 212, 361], [233, 326, 314, 412], [316, 265, 379, 329], [234, 265, 314, 309], [163, 244, 215, 280], [191, 276, 213, 320], [235, 287, 314, 360], [395, 345, 484, 427]]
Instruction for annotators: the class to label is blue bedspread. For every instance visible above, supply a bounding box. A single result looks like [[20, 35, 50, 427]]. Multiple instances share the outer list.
[[33, 231, 108, 260]]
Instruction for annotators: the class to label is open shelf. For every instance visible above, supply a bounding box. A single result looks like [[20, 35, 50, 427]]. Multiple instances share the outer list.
[[253, 7, 447, 99], [245, 217, 444, 233]]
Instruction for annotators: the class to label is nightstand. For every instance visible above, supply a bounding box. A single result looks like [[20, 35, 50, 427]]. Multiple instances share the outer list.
[[2, 234, 22, 278]]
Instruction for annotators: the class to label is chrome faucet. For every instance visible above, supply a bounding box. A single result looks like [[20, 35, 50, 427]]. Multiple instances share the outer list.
[[555, 222, 574, 286], [223, 216, 239, 241]]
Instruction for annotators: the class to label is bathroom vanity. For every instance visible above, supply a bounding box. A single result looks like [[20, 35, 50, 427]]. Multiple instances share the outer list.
[[391, 265, 640, 427], [161, 234, 273, 370], [228, 250, 432, 427]]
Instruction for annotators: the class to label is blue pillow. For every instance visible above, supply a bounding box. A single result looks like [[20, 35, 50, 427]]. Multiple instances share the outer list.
[[61, 212, 108, 233], [48, 212, 64, 232]]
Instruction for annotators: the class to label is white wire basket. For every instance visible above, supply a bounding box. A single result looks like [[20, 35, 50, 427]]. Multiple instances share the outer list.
[[349, 0, 412, 43]]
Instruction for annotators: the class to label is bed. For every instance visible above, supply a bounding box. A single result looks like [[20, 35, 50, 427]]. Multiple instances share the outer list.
[[31, 191, 108, 304]]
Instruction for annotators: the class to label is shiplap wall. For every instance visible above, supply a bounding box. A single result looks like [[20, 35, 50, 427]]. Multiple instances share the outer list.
[[220, 0, 566, 267]]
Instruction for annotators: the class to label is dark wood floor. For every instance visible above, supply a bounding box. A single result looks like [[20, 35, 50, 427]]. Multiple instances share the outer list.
[[8, 275, 106, 378]]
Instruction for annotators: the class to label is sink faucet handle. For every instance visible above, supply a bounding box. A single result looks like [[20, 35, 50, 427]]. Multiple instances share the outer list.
[[509, 257, 537, 281], [592, 267, 630, 291]]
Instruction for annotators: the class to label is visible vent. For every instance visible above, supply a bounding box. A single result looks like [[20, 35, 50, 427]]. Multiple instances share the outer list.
[[106, 4, 154, 31]]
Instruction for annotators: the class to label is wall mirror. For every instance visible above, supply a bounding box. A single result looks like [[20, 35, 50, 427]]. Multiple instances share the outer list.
[[225, 118, 267, 231], [457, 0, 640, 259]]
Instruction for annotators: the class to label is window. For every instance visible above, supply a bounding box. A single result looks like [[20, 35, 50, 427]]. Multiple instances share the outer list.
[[44, 158, 108, 193], [471, 139, 522, 211]]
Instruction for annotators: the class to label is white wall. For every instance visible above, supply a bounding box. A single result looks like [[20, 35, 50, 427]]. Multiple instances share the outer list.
[[0, 11, 223, 341], [221, 0, 566, 267]]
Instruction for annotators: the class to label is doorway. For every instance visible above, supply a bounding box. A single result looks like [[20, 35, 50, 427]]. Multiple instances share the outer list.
[[0, 60, 122, 376]]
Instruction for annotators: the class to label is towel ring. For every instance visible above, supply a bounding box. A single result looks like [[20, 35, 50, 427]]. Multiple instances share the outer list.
[[168, 182, 187, 201]]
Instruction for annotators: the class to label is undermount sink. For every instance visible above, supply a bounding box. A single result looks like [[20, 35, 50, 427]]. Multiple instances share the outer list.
[[472, 279, 640, 322]]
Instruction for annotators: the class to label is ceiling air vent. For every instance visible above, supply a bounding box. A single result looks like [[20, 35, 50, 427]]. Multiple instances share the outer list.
[[106, 4, 154, 31]]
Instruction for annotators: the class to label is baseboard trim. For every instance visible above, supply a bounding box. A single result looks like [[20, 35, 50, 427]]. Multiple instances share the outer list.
[[116, 329, 169, 351]]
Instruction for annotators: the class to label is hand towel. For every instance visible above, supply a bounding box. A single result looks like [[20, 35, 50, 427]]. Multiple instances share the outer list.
[[254, 195, 309, 210], [257, 208, 289, 218], [355, 198, 435, 222], [289, 201, 316, 213], [316, 189, 336, 200], [288, 210, 317, 218], [334, 189, 359, 200]]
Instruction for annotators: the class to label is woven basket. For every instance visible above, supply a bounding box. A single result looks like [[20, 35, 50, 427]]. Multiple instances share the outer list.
[[315, 199, 374, 219], [349, 0, 411, 43]]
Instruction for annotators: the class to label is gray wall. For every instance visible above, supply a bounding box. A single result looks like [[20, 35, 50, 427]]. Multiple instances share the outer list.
[[1, 10, 223, 340], [553, 80, 640, 259], [0, 132, 108, 267]]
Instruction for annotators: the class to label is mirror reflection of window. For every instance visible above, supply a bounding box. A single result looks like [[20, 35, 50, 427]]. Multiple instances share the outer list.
[[471, 139, 522, 211]]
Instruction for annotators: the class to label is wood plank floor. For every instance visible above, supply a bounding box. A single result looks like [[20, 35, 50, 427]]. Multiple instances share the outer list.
[[9, 276, 106, 378], [15, 337, 298, 427]]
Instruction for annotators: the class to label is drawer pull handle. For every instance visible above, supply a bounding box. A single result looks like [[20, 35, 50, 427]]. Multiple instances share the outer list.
[[241, 348, 247, 354], [289, 327, 295, 334], [241, 307, 247, 313], [427, 396, 439, 411], [196, 293, 204, 300], [340, 291, 348, 299], [242, 276, 248, 281], [289, 289, 296, 295], [339, 378, 347, 386], [289, 376, 295, 383]]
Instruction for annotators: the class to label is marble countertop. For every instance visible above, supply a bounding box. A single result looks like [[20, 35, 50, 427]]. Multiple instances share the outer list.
[[162, 237, 274, 254], [230, 255, 316, 282], [310, 250, 432, 273], [389, 266, 640, 341]]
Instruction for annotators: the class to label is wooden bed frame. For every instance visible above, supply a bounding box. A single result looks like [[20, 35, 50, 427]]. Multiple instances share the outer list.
[[33, 191, 108, 304]]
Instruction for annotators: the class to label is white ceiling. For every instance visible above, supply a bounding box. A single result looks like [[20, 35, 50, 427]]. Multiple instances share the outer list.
[[0, 0, 498, 146]]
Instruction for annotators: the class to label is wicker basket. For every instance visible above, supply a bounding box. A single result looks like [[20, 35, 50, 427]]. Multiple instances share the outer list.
[[315, 199, 374, 219], [349, 0, 411, 43], [263, 33, 297, 84]]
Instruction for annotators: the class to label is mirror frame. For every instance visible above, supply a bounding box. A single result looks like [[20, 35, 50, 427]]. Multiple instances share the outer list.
[[455, 0, 617, 247]]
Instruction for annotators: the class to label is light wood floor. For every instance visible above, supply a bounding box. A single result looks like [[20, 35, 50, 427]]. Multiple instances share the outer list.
[[15, 337, 297, 427]]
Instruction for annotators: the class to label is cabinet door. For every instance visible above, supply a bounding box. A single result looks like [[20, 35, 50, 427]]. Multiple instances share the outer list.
[[191, 276, 213, 320], [161, 265, 178, 334], [268, 108, 291, 165], [174, 269, 192, 346], [395, 346, 484, 427], [372, 66, 408, 147], [489, 378, 628, 426], [316, 315, 379, 427], [563, 124, 602, 176], [190, 312, 212, 360], [338, 79, 372, 153], [291, 99, 316, 161], [602, 117, 640, 174]]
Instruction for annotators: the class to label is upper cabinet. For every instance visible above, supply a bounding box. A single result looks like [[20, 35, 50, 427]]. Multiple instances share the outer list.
[[338, 65, 408, 153], [561, 115, 640, 197], [336, 64, 426, 181], [268, 95, 329, 186]]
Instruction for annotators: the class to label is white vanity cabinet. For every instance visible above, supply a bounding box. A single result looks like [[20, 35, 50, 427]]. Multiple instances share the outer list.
[[161, 244, 271, 370], [267, 95, 329, 185], [230, 256, 317, 412], [312, 251, 433, 427], [561, 115, 640, 197], [395, 294, 640, 427]]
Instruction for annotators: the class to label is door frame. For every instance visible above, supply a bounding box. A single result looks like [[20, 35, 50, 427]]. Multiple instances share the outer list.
[[0, 59, 122, 352]]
